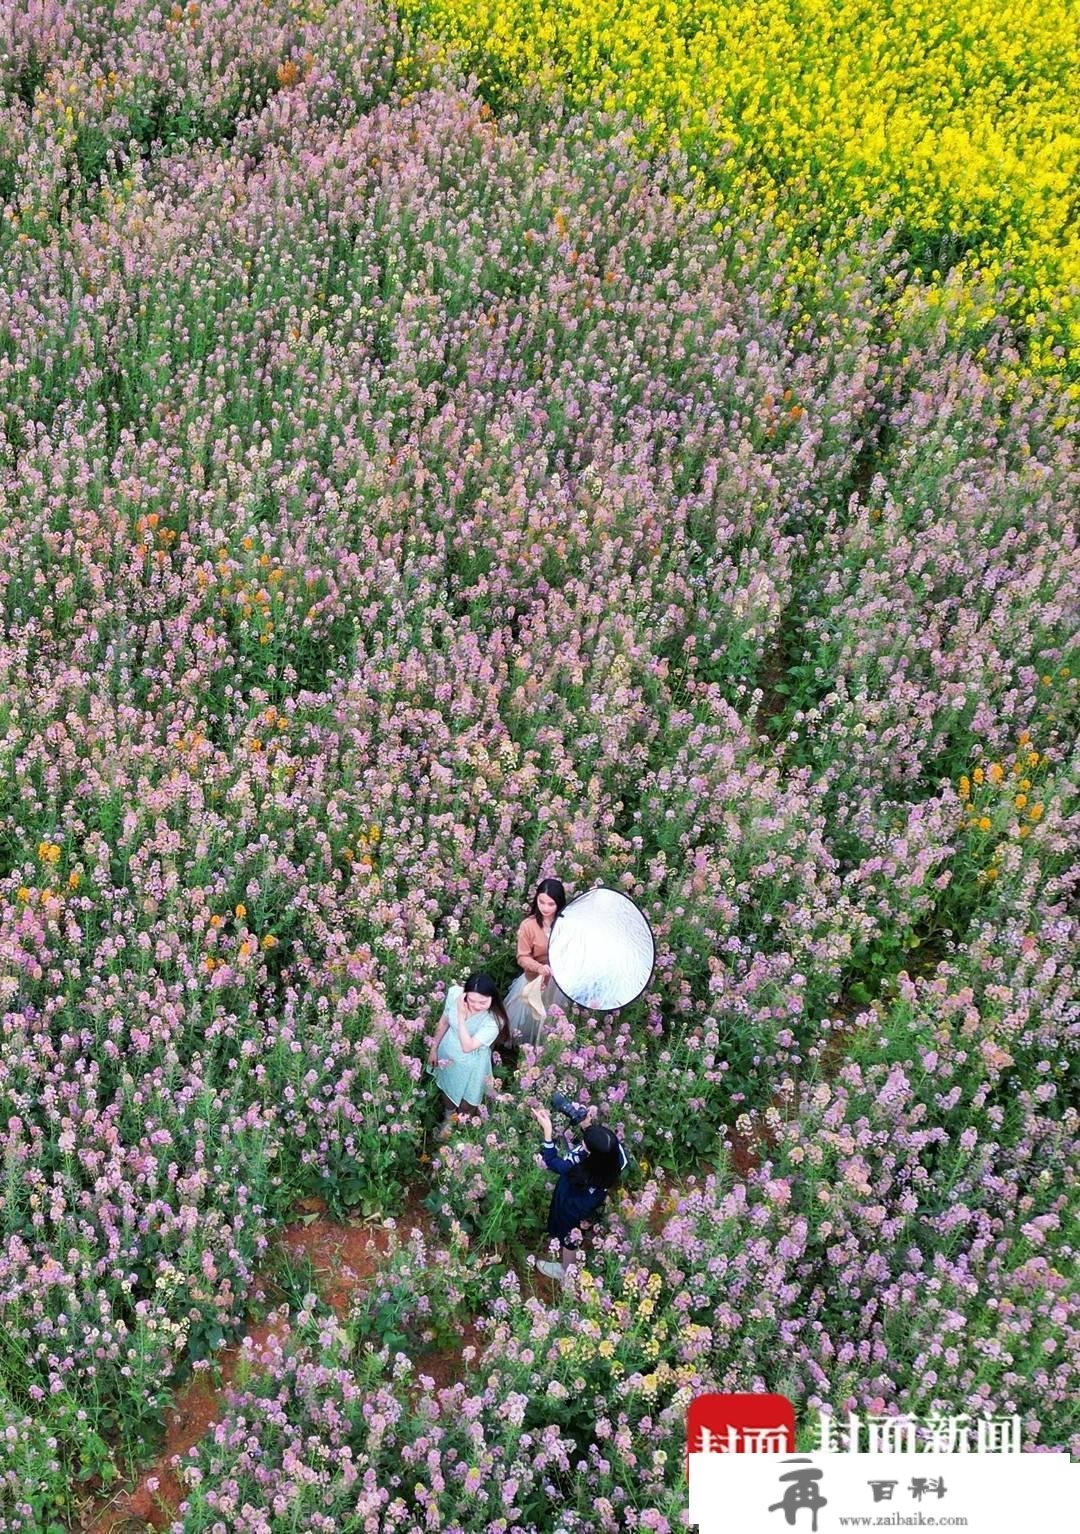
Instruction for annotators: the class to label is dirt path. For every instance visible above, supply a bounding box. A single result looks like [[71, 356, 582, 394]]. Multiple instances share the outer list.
[[76, 1011, 879, 1531], [77, 1196, 432, 1532]]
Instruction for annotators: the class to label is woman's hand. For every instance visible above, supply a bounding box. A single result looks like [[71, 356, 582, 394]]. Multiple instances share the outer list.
[[538, 963, 552, 980], [427, 1042, 439, 1067], [531, 1105, 554, 1140], [580, 1106, 598, 1129]]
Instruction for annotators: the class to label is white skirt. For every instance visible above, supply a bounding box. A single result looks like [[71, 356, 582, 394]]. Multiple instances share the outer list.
[[504, 970, 571, 1044]]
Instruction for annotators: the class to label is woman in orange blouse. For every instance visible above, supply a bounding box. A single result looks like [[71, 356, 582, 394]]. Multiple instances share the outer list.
[[504, 878, 570, 1044]]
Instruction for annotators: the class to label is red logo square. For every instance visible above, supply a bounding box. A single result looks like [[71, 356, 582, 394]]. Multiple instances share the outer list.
[[689, 1393, 796, 1455]]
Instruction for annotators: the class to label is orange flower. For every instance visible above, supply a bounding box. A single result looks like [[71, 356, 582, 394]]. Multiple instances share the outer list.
[[277, 59, 300, 87], [235, 903, 246, 919]]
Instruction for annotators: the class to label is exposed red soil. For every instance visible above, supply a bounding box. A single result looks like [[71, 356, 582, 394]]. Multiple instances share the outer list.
[[77, 1194, 434, 1532], [77, 1005, 868, 1533], [727, 1123, 762, 1180], [411, 1318, 486, 1393], [278, 1212, 391, 1317], [79, 1314, 293, 1533]]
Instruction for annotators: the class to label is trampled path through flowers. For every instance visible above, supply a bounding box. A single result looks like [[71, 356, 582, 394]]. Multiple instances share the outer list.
[[77, 1001, 878, 1534], [79, 1196, 433, 1531]]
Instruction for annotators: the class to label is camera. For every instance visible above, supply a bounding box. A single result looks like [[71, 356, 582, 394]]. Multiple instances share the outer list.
[[551, 1091, 589, 1126]]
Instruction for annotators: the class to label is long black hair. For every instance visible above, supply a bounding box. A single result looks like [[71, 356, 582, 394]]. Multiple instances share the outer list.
[[569, 1123, 624, 1189], [462, 972, 511, 1053], [529, 878, 567, 927]]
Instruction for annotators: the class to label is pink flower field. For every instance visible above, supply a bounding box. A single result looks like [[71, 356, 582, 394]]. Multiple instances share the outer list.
[[0, 2, 1076, 1529]]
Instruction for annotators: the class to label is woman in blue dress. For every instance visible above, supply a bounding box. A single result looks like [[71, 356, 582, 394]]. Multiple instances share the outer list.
[[428, 972, 510, 1117]]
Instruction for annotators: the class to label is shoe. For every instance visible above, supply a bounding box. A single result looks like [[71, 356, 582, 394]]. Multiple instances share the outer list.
[[536, 1260, 567, 1283]]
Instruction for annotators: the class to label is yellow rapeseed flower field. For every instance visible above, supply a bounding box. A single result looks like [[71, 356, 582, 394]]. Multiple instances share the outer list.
[[402, 0, 1079, 373]]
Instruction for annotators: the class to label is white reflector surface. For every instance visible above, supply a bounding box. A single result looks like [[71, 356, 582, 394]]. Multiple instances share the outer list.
[[548, 886, 655, 1011]]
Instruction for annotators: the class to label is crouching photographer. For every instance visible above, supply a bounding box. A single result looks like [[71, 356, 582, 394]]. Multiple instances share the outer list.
[[530, 1095, 627, 1287]]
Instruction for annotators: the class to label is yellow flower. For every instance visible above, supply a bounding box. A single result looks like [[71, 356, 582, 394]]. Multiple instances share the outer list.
[[958, 775, 970, 799], [1027, 751, 1040, 766], [1014, 794, 1027, 809], [235, 903, 247, 919], [987, 763, 1003, 783], [1029, 804, 1044, 822], [598, 1339, 615, 1358], [16, 887, 30, 902], [977, 816, 992, 832], [262, 934, 278, 949], [973, 767, 985, 785], [1018, 730, 1031, 746]]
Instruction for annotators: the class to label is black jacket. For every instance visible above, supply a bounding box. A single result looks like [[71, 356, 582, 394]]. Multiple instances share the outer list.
[[540, 1137, 626, 1239]]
